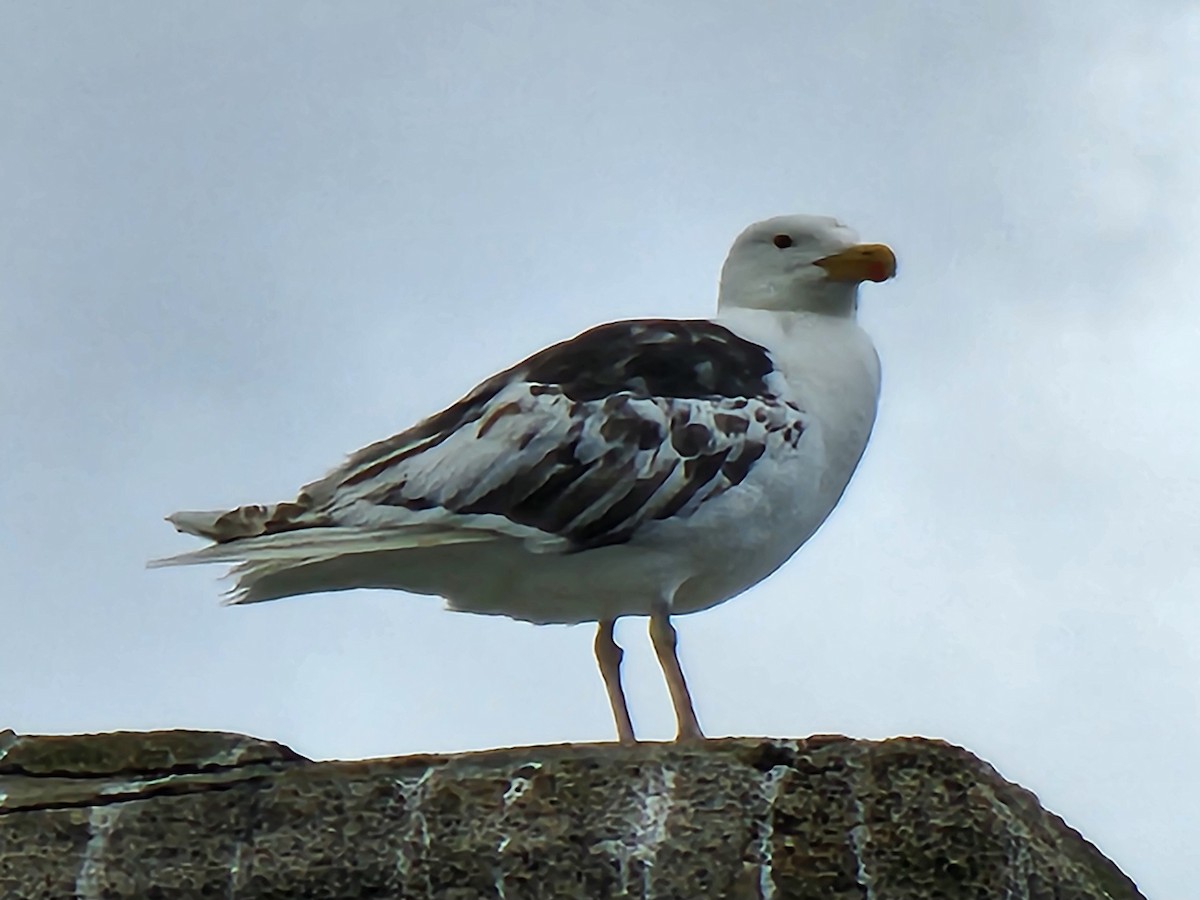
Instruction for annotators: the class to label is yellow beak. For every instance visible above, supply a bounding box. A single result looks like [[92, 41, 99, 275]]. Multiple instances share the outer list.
[[813, 243, 897, 284]]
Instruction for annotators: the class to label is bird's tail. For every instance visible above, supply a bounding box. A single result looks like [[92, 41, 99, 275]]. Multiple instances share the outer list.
[[150, 500, 505, 604], [149, 522, 496, 568]]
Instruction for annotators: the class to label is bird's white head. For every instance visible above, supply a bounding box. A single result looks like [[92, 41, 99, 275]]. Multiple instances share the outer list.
[[717, 214, 896, 318]]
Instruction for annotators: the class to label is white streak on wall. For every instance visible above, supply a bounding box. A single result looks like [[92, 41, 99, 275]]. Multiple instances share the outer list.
[[495, 762, 543, 897], [597, 763, 678, 898], [393, 766, 436, 896], [75, 805, 123, 900], [1003, 834, 1034, 900], [849, 795, 876, 900], [755, 765, 789, 900], [227, 841, 246, 900], [632, 766, 676, 868]]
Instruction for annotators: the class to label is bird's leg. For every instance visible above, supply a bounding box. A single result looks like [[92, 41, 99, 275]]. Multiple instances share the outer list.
[[595, 618, 636, 744], [648, 606, 704, 741]]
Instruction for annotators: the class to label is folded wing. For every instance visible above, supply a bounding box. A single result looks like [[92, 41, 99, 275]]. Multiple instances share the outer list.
[[155, 319, 808, 591]]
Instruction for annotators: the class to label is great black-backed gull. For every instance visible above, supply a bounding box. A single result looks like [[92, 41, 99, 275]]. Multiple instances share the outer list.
[[152, 214, 896, 743]]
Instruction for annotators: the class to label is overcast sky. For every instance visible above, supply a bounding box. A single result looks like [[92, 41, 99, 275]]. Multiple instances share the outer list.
[[3, 3, 1197, 896]]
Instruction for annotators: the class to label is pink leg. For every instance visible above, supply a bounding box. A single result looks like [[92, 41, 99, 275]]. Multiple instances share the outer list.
[[595, 619, 636, 744], [648, 607, 704, 741]]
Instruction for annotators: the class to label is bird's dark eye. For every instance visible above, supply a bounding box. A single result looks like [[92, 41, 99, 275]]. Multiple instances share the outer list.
[[772, 234, 794, 249]]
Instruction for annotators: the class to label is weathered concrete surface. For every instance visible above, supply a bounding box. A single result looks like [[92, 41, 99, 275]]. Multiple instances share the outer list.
[[0, 728, 1141, 900]]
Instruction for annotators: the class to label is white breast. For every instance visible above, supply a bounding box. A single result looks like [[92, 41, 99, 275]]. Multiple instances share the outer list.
[[721, 307, 881, 497], [663, 308, 882, 614]]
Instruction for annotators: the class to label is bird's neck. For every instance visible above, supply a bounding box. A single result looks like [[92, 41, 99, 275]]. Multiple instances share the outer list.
[[717, 279, 860, 319]]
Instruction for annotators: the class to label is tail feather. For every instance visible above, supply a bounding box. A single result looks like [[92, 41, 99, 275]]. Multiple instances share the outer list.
[[221, 548, 459, 606], [165, 501, 321, 543], [153, 498, 540, 606], [148, 524, 498, 568]]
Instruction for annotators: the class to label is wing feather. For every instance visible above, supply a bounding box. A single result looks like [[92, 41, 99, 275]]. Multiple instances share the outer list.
[[163, 319, 807, 556], [304, 319, 807, 550]]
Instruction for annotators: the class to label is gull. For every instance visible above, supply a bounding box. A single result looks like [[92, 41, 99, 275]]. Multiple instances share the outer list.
[[152, 214, 896, 743]]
